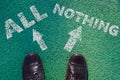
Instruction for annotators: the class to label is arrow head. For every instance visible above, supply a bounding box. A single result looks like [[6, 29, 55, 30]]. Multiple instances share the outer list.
[[69, 26, 82, 40]]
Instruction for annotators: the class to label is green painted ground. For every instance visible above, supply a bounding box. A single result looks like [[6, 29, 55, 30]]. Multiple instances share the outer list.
[[0, 0, 120, 80]]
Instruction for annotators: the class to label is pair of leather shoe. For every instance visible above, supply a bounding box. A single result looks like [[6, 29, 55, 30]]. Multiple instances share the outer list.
[[22, 53, 88, 80]]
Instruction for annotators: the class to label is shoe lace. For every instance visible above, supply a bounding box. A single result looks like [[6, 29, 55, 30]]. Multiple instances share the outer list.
[[28, 73, 41, 80]]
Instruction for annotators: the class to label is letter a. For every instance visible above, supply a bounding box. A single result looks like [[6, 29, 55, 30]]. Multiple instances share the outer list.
[[5, 19, 23, 39]]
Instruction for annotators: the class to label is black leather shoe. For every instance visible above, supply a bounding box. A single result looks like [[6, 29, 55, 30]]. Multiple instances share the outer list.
[[22, 53, 45, 80], [66, 53, 88, 80]]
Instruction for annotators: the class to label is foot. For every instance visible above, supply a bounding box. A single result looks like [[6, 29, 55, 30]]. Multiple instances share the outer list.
[[22, 53, 45, 80], [66, 53, 88, 80]]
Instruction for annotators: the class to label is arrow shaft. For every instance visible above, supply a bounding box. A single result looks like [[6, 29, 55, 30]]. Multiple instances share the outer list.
[[64, 26, 82, 52], [64, 36, 77, 52], [33, 29, 47, 51], [36, 38, 47, 51]]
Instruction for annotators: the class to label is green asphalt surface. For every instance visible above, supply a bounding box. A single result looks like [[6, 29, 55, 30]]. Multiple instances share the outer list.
[[0, 0, 120, 80]]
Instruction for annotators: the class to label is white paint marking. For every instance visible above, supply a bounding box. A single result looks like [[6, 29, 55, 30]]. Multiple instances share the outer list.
[[53, 3, 65, 16], [33, 29, 47, 51], [82, 15, 94, 27], [18, 12, 36, 29], [5, 19, 23, 39], [64, 8, 75, 19], [30, 5, 48, 22], [109, 25, 119, 36], [64, 26, 82, 52]]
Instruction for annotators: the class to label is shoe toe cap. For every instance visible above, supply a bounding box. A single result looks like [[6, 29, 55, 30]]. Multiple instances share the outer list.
[[70, 54, 86, 66], [23, 53, 42, 66]]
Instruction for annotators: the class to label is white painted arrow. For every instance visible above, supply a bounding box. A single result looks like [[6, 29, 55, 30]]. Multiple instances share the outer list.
[[33, 29, 48, 51], [64, 26, 82, 52]]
